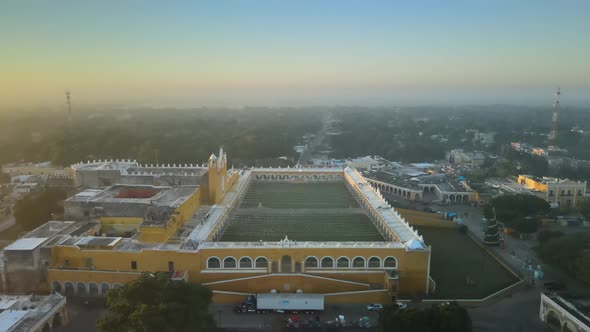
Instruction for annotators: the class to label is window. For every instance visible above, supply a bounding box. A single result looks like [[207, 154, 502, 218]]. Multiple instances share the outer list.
[[352, 257, 365, 268], [131, 261, 137, 270], [368, 257, 381, 268], [337, 257, 350, 268], [549, 190, 554, 197], [168, 261, 174, 273], [320, 257, 334, 268], [255, 257, 268, 268], [384, 257, 397, 269], [207, 257, 220, 269], [223, 257, 236, 268], [239, 257, 252, 268], [567, 190, 571, 196], [305, 257, 318, 268]]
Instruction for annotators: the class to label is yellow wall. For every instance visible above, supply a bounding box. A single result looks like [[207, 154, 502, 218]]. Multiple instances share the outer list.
[[518, 175, 548, 192], [397, 209, 458, 229], [49, 244, 429, 300], [138, 189, 201, 243]]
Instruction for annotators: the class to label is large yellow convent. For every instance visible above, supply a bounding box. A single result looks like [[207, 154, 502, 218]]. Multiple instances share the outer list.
[[1, 148, 431, 304]]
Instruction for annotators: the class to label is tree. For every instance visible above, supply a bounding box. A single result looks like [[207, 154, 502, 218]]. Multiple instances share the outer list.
[[13, 187, 66, 231], [483, 194, 549, 230], [97, 273, 215, 332], [539, 235, 585, 276], [379, 302, 471, 332]]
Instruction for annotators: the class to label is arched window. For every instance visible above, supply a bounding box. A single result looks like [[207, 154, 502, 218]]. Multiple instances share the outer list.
[[384, 257, 397, 269], [337, 257, 350, 268], [368, 257, 381, 268], [100, 283, 110, 295], [112, 283, 123, 290], [88, 282, 99, 296], [76, 282, 86, 295], [207, 257, 221, 269], [352, 257, 365, 268], [52, 281, 62, 294], [239, 257, 253, 268], [64, 282, 74, 296], [321, 257, 334, 268], [223, 257, 236, 268], [305, 257, 318, 268], [255, 257, 268, 268]]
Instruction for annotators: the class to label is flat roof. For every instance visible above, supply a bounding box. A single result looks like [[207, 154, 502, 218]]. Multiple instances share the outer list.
[[345, 168, 423, 245], [4, 238, 48, 251], [0, 310, 27, 332]]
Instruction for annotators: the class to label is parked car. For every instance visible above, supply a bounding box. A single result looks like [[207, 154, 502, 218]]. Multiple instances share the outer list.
[[367, 304, 383, 311], [396, 302, 408, 309]]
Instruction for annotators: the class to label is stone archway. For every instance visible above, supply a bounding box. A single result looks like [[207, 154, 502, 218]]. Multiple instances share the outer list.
[[64, 282, 74, 296], [281, 255, 293, 273], [52, 281, 62, 294], [546, 310, 561, 330]]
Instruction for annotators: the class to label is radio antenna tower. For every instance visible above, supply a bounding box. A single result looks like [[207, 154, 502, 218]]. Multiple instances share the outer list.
[[548, 87, 560, 146], [65, 91, 72, 123]]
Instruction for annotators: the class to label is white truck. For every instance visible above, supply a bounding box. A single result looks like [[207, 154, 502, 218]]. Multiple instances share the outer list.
[[256, 293, 325, 313]]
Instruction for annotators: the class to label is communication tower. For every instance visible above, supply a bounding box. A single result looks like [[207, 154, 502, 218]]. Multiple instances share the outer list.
[[548, 87, 560, 146]]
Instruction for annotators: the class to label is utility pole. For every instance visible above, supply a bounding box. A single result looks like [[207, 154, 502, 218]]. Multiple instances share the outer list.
[[66, 91, 72, 124], [548, 87, 560, 146]]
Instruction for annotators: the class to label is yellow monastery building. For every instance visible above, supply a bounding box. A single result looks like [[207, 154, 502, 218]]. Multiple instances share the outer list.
[[1, 148, 431, 304]]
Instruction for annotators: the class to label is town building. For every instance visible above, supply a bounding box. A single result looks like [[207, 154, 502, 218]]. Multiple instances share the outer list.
[[1, 148, 431, 305], [362, 168, 476, 204], [517, 175, 586, 208], [1, 162, 71, 179], [446, 149, 487, 168], [540, 293, 590, 332], [0, 294, 66, 332]]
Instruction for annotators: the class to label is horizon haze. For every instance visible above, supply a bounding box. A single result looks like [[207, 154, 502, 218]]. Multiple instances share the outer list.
[[1, 1, 590, 109]]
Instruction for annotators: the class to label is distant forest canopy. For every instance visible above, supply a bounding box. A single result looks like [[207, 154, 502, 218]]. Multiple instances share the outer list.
[[328, 106, 590, 163], [1, 105, 590, 167], [0, 108, 322, 166]]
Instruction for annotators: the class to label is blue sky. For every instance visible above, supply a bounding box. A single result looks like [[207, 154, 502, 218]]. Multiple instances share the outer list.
[[1, 1, 589, 108]]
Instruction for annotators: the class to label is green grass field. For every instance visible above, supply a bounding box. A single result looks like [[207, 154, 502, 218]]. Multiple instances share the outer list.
[[240, 182, 359, 209], [417, 227, 519, 299], [220, 182, 385, 241]]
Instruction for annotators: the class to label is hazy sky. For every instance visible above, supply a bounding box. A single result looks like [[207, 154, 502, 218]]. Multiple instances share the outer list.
[[1, 1, 589, 108]]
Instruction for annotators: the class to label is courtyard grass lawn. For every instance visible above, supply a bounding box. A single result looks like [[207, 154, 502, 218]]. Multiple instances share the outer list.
[[417, 227, 519, 299], [220, 181, 385, 242]]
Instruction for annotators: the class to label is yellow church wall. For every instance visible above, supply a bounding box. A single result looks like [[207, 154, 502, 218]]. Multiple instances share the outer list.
[[396, 209, 457, 229], [48, 269, 142, 286], [50, 246, 202, 276], [203, 274, 370, 294], [137, 188, 201, 243], [49, 244, 429, 297], [196, 247, 429, 295]]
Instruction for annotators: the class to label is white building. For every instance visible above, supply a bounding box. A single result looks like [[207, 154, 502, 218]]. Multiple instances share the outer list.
[[540, 293, 590, 332]]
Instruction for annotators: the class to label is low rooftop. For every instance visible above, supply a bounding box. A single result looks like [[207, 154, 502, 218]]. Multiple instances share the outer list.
[[67, 184, 198, 208]]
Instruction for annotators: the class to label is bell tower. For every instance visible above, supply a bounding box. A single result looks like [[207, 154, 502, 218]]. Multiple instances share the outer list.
[[208, 147, 228, 204]]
